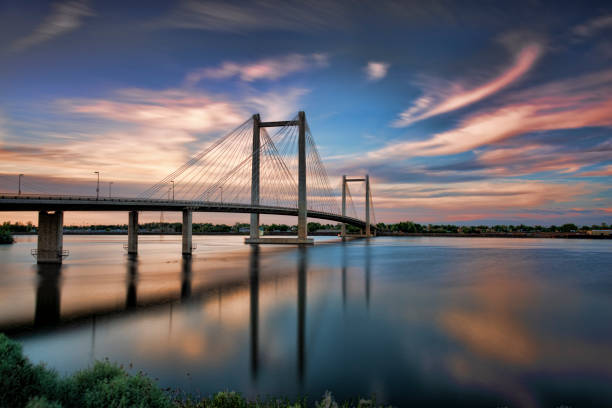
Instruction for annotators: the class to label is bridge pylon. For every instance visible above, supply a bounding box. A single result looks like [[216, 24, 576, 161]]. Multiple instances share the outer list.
[[341, 174, 373, 239], [245, 111, 313, 245]]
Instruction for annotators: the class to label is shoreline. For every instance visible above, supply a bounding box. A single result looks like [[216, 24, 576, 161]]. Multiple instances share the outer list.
[[9, 231, 611, 239]]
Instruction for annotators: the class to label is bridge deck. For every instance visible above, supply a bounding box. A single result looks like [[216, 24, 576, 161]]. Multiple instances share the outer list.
[[0, 194, 373, 230]]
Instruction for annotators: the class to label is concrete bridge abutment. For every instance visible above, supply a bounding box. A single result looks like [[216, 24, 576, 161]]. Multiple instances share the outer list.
[[36, 211, 64, 264]]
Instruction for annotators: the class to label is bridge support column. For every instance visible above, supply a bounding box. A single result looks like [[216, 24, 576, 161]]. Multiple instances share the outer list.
[[36, 211, 64, 264], [297, 111, 309, 242], [128, 211, 138, 255], [341, 175, 347, 239], [250, 114, 261, 240], [182, 209, 192, 256], [365, 174, 371, 238]]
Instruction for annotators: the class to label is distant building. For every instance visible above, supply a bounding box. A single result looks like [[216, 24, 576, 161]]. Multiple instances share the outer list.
[[587, 230, 612, 236]]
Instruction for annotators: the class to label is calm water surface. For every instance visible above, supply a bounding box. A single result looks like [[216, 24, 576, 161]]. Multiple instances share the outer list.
[[1, 235, 612, 407]]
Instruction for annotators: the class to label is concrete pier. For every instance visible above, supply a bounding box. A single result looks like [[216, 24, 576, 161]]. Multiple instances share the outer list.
[[365, 174, 371, 237], [36, 211, 64, 264], [297, 111, 308, 242], [182, 209, 192, 256], [341, 175, 347, 239], [127, 211, 138, 255], [250, 114, 261, 241]]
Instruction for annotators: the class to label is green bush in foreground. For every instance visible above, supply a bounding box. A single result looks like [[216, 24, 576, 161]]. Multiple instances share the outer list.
[[0, 229, 14, 244], [0, 334, 385, 408]]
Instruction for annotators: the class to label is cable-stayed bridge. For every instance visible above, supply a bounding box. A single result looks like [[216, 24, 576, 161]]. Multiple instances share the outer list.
[[0, 112, 377, 263]]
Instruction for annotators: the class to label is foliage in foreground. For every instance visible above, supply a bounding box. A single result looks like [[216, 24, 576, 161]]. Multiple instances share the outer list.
[[0, 229, 14, 244], [0, 334, 385, 408]]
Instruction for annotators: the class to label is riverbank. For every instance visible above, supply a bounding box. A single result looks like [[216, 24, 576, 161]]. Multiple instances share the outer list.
[[379, 231, 612, 239], [10, 231, 611, 239]]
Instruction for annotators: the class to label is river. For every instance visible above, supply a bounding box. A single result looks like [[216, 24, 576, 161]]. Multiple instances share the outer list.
[[1, 235, 611, 407]]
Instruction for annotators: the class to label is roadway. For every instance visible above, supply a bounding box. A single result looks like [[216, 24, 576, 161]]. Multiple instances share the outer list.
[[0, 194, 373, 230]]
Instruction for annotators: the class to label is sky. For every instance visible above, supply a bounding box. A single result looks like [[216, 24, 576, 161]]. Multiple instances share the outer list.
[[0, 0, 611, 226]]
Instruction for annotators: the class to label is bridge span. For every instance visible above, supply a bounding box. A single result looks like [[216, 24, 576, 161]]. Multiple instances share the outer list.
[[0, 194, 370, 227], [0, 111, 377, 263]]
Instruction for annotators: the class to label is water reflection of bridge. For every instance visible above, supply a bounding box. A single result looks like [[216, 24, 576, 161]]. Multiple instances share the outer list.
[[18, 243, 371, 382]]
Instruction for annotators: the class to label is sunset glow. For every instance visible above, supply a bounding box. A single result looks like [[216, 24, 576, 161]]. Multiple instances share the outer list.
[[0, 1, 610, 225]]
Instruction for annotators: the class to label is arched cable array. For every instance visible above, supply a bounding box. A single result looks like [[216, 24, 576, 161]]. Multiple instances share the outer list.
[[304, 118, 340, 215], [344, 182, 359, 220], [200, 126, 298, 207], [261, 114, 340, 214], [140, 113, 343, 217], [139, 118, 255, 201]]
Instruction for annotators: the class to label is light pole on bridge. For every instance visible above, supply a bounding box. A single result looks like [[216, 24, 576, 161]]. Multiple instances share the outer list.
[[93, 172, 100, 200], [108, 182, 113, 198], [171, 180, 175, 201], [18, 174, 24, 195]]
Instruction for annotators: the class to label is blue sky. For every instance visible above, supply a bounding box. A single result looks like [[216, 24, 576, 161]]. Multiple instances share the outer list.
[[0, 0, 611, 225]]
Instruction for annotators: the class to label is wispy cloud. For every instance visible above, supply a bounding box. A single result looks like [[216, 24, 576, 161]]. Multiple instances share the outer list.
[[577, 165, 612, 177], [572, 14, 612, 39], [65, 89, 246, 132], [365, 61, 390, 81], [392, 44, 541, 127], [161, 0, 346, 33], [367, 179, 597, 218], [11, 0, 94, 52], [373, 69, 612, 159], [185, 53, 328, 85], [0, 85, 308, 184]]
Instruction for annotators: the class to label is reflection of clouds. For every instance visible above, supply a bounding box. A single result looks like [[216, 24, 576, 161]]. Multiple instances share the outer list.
[[437, 269, 612, 407], [441, 309, 535, 365], [446, 353, 538, 408], [438, 273, 549, 365]]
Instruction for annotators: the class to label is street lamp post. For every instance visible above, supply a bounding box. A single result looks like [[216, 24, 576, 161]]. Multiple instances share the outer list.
[[171, 180, 175, 201], [18, 174, 24, 195], [109, 182, 113, 198], [93, 172, 100, 200]]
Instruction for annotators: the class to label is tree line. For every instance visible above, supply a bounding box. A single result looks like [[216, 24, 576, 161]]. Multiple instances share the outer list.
[[1, 220, 609, 235]]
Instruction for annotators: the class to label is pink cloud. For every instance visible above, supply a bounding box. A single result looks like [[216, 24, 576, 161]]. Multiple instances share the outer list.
[[1, 85, 307, 185], [372, 69, 612, 159], [369, 180, 593, 211], [185, 53, 328, 84], [365, 61, 390, 81], [473, 145, 612, 176], [577, 165, 612, 177], [66, 89, 245, 132], [393, 44, 541, 127]]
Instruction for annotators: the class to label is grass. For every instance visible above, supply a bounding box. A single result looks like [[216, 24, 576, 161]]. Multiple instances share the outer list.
[[0, 334, 386, 408]]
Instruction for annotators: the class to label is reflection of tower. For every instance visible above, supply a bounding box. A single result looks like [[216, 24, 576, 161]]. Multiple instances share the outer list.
[[126, 254, 138, 309], [365, 240, 371, 309], [181, 256, 192, 301], [342, 242, 347, 310], [249, 245, 260, 381], [297, 246, 307, 384], [34, 263, 61, 327]]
